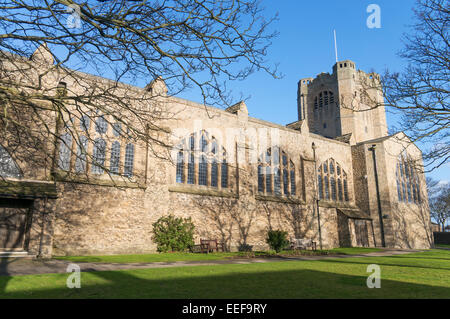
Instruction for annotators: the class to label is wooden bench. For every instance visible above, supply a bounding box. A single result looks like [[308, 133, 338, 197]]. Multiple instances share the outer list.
[[199, 239, 225, 253], [290, 238, 317, 251]]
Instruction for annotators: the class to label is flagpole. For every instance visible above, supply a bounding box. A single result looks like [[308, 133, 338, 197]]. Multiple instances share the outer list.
[[334, 29, 338, 63]]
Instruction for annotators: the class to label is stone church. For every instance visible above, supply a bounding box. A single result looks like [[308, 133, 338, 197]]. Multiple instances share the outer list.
[[0, 45, 433, 257]]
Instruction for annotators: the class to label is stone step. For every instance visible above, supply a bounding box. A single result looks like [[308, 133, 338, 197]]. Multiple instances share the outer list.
[[0, 251, 35, 258]]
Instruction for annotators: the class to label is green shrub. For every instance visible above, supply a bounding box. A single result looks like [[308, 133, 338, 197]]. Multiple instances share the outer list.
[[152, 215, 195, 252], [266, 230, 289, 252]]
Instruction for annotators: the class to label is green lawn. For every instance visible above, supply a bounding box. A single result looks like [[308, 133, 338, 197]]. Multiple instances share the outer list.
[[53, 247, 382, 263], [436, 244, 450, 249], [1, 249, 449, 298]]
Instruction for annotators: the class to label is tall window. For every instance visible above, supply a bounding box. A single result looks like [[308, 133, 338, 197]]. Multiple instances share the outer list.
[[110, 141, 121, 174], [211, 159, 218, 187], [0, 145, 22, 178], [95, 115, 108, 134], [112, 123, 122, 137], [317, 158, 349, 202], [175, 131, 228, 188], [58, 132, 72, 171], [198, 155, 208, 186], [258, 147, 296, 197], [80, 115, 90, 132], [75, 135, 88, 173], [176, 151, 185, 183], [92, 138, 106, 174], [124, 143, 135, 177], [396, 154, 421, 204], [187, 153, 195, 184]]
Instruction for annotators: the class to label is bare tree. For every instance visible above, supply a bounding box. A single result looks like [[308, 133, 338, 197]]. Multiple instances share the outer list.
[[382, 0, 449, 171], [0, 0, 278, 181], [341, 0, 449, 171], [384, 0, 449, 170], [427, 178, 450, 231]]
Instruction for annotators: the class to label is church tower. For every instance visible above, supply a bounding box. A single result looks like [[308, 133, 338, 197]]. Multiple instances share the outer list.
[[297, 60, 388, 144]]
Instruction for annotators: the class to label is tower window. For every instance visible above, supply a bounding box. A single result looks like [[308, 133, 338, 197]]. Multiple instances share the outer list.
[[314, 91, 335, 113]]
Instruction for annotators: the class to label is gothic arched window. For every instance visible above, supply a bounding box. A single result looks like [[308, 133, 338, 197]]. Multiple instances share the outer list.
[[175, 131, 228, 188], [317, 158, 349, 202], [257, 147, 296, 197], [0, 145, 22, 179], [396, 153, 421, 204]]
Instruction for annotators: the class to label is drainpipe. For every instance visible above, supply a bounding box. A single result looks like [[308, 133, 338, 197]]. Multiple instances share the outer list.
[[368, 144, 386, 247], [37, 198, 48, 258], [312, 142, 323, 250]]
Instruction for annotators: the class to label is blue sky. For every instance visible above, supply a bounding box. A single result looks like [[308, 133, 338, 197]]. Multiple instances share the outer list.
[[178, 0, 449, 183]]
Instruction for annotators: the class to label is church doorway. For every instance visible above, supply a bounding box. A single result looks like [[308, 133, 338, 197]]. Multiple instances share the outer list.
[[354, 219, 369, 247], [0, 198, 33, 250]]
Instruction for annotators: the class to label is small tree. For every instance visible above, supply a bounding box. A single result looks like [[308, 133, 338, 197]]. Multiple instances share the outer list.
[[266, 230, 289, 253], [152, 215, 195, 253]]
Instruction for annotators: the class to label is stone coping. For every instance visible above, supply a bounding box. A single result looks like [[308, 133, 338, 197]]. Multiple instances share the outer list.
[[53, 171, 146, 189], [318, 200, 358, 210], [0, 180, 57, 199], [255, 194, 305, 205]]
